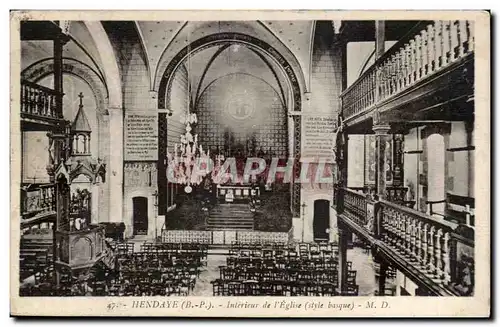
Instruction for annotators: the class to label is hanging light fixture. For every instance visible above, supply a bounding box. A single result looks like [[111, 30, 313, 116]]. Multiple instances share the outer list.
[[166, 35, 210, 194]]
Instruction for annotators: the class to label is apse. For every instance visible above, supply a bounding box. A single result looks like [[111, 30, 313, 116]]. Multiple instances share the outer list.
[[168, 42, 289, 159]]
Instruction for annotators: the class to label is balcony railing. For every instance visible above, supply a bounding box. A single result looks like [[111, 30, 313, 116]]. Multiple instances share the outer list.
[[338, 187, 475, 296], [341, 20, 475, 121], [21, 80, 62, 120], [21, 183, 56, 220], [343, 188, 369, 226]]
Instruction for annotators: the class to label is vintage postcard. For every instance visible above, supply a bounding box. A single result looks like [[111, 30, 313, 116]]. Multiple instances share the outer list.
[[10, 10, 490, 317]]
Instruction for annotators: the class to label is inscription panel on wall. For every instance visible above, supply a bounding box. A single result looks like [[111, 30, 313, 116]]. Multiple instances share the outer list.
[[303, 115, 336, 160], [125, 112, 158, 161]]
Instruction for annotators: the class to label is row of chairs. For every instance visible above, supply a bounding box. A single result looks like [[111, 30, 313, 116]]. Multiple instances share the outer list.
[[211, 279, 339, 296], [220, 266, 339, 284], [21, 242, 208, 297], [226, 256, 340, 270]]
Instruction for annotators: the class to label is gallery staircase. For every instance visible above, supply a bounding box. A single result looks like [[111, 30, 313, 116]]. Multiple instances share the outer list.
[[206, 204, 254, 230]]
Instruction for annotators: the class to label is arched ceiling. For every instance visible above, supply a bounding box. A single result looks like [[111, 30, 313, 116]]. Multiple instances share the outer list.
[[186, 43, 287, 108], [21, 21, 105, 83], [136, 20, 314, 92]]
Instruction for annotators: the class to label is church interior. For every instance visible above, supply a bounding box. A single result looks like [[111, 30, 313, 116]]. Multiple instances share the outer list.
[[17, 19, 475, 297]]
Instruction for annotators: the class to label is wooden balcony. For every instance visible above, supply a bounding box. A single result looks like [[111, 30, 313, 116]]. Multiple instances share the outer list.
[[21, 80, 64, 130], [20, 183, 56, 228], [341, 20, 475, 127], [336, 187, 474, 296]]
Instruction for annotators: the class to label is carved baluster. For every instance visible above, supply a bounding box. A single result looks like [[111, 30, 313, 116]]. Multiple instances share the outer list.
[[415, 35, 422, 81], [434, 228, 443, 281], [27, 87, 33, 113], [401, 214, 408, 253], [406, 41, 413, 85], [415, 221, 422, 264], [392, 53, 398, 92], [390, 210, 397, 245], [457, 20, 467, 58], [383, 210, 390, 243], [361, 79, 365, 108], [392, 212, 399, 249], [406, 217, 412, 257], [380, 63, 386, 99], [421, 223, 428, 268], [435, 21, 443, 69], [427, 226, 436, 274], [42, 93, 48, 116], [442, 232, 451, 284], [386, 60, 391, 96], [392, 55, 398, 94], [50, 94, 55, 117], [31, 89, 36, 114], [442, 21, 451, 65], [399, 47, 406, 88], [392, 211, 399, 248], [388, 211, 394, 243], [410, 218, 417, 260], [421, 30, 428, 77], [450, 20, 459, 61], [467, 20, 474, 52], [36, 90, 41, 114], [427, 24, 435, 73]]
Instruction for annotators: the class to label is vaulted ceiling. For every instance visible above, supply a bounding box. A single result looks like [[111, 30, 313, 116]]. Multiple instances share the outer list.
[[22, 20, 315, 95], [136, 20, 314, 90]]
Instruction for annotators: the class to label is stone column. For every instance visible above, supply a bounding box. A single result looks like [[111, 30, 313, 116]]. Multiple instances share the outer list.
[[373, 124, 391, 199], [107, 107, 123, 224]]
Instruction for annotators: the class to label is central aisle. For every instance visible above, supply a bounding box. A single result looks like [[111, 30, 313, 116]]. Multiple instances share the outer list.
[[191, 252, 227, 296]]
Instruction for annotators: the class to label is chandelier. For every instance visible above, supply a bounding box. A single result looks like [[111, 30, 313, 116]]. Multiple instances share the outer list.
[[167, 110, 210, 194]]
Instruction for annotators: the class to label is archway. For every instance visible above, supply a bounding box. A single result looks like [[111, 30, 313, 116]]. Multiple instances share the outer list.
[[157, 33, 305, 217]]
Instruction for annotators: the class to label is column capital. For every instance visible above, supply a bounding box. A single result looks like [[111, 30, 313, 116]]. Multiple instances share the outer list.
[[372, 124, 391, 135]]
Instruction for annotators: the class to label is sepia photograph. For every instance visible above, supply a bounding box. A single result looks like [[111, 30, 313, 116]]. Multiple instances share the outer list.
[[9, 10, 490, 317]]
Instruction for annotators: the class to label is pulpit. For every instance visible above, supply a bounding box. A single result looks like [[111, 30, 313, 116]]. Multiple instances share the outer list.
[[49, 92, 107, 283], [54, 224, 105, 271]]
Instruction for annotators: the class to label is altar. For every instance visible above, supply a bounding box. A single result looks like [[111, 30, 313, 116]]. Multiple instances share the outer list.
[[217, 184, 260, 203]]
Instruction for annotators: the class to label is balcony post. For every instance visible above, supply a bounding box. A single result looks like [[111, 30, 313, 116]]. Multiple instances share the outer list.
[[373, 124, 391, 200], [338, 226, 350, 295], [377, 260, 389, 296], [53, 35, 66, 119], [375, 21, 386, 59]]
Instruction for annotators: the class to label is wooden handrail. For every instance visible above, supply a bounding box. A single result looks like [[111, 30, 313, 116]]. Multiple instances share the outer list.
[[341, 20, 475, 120], [20, 79, 63, 119], [380, 198, 457, 230], [340, 21, 431, 99], [21, 80, 61, 95]]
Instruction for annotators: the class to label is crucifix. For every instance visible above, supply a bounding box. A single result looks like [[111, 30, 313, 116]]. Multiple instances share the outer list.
[[301, 202, 307, 242]]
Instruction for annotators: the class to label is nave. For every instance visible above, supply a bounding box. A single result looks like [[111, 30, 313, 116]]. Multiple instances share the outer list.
[[20, 237, 395, 297]]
